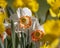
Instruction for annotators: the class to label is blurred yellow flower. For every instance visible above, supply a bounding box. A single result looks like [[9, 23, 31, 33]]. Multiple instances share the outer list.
[[0, 11, 7, 23], [13, 0, 39, 12], [13, 0, 24, 8], [49, 8, 57, 17], [40, 38, 59, 48], [47, 0, 60, 17], [0, 23, 5, 35], [0, 7, 7, 35], [43, 20, 60, 37], [0, 0, 7, 8], [28, 1, 39, 12], [47, 0, 56, 7], [22, 0, 36, 4]]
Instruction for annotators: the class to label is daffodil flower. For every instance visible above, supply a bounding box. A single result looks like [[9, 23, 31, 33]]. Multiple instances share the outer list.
[[47, 0, 60, 17], [20, 16, 32, 29], [43, 19, 60, 37], [28, 1, 39, 12], [0, 7, 7, 35], [0, 0, 7, 8], [0, 8, 6, 23], [31, 30, 44, 42]]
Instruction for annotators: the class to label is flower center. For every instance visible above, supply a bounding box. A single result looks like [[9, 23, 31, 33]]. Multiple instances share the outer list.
[[35, 32, 40, 37], [21, 17, 26, 24]]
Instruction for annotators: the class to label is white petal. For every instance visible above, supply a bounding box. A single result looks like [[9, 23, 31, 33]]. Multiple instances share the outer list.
[[17, 8, 21, 18], [3, 32, 7, 39], [38, 25, 45, 33], [22, 7, 32, 16]]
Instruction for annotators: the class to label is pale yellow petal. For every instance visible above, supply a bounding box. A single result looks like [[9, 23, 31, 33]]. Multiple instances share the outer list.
[[43, 20, 55, 34], [52, 0, 60, 10], [47, 0, 56, 7], [49, 8, 57, 17]]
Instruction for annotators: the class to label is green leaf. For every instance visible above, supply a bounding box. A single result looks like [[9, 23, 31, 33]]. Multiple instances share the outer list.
[[0, 38, 4, 48], [20, 32, 26, 48], [11, 20, 15, 48], [15, 33, 19, 48], [29, 42, 34, 48], [7, 36, 12, 48], [6, 6, 14, 17]]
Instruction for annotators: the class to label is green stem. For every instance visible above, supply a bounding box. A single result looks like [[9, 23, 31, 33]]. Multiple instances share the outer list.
[[4, 38, 8, 48]]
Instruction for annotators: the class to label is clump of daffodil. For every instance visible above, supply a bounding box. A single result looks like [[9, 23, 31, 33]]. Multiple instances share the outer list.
[[13, 0, 39, 12], [40, 38, 59, 48], [0, 0, 7, 8], [43, 19, 60, 37], [47, 0, 60, 17]]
